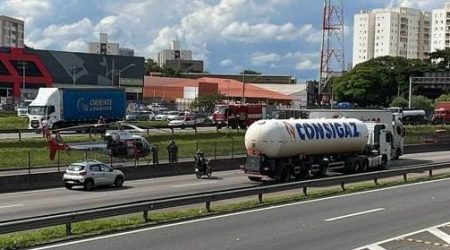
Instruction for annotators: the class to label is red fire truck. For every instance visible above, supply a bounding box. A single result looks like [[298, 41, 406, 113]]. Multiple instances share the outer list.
[[212, 104, 267, 129]]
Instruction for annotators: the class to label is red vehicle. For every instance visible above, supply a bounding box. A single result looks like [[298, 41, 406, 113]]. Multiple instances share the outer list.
[[212, 104, 267, 129], [432, 102, 450, 124]]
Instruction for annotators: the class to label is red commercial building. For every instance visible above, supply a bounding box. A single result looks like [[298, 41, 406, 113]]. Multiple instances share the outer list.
[[144, 76, 292, 105]]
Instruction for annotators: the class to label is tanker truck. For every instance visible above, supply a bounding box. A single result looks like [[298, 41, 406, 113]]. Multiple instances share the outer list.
[[243, 118, 392, 182]]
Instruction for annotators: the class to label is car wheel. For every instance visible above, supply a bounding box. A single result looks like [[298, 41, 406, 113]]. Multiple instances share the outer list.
[[114, 176, 124, 187], [84, 179, 94, 191], [181, 124, 186, 129], [65, 184, 73, 190]]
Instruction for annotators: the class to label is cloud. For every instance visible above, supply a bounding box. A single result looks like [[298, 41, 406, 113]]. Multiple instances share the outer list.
[[251, 52, 281, 66], [220, 59, 234, 67], [386, 0, 443, 9], [296, 60, 319, 70]]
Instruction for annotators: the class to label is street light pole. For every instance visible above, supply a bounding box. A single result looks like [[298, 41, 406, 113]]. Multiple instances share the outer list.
[[242, 70, 246, 103], [115, 63, 135, 87], [408, 76, 412, 109], [72, 64, 78, 85], [18, 61, 27, 99]]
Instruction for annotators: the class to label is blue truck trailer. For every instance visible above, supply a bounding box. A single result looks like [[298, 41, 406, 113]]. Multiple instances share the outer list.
[[28, 88, 126, 129]]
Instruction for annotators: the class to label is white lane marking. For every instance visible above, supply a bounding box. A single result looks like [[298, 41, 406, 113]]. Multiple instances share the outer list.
[[0, 204, 23, 209], [31, 178, 450, 250], [353, 222, 450, 250], [171, 181, 218, 188], [366, 245, 387, 250], [325, 208, 385, 222], [428, 228, 450, 244]]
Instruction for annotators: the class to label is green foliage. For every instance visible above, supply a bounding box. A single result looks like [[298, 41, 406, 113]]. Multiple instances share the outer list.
[[189, 93, 225, 113], [427, 48, 450, 69], [334, 56, 434, 107], [144, 58, 162, 75], [390, 96, 408, 108], [161, 65, 181, 77], [240, 69, 261, 75], [411, 95, 433, 113], [435, 94, 450, 102], [0, 116, 28, 129]]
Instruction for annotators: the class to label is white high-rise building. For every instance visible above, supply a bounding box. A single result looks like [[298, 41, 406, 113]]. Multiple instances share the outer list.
[[353, 7, 431, 67], [88, 33, 134, 56], [431, 2, 450, 52], [157, 40, 192, 67]]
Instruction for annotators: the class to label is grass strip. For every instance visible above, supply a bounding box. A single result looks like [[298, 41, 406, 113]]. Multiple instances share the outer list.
[[1, 172, 450, 250]]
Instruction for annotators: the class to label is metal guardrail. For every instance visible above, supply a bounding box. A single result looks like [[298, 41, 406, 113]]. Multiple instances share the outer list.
[[1, 161, 450, 236]]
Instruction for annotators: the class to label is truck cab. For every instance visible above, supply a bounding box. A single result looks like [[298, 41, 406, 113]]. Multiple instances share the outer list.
[[28, 88, 60, 129]]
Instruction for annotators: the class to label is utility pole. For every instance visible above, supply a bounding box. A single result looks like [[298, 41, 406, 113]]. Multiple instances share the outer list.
[[18, 61, 27, 99], [242, 70, 246, 103]]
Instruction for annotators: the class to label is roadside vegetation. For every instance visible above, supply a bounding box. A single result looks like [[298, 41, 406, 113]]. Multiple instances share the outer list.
[[1, 172, 449, 250], [0, 130, 245, 170]]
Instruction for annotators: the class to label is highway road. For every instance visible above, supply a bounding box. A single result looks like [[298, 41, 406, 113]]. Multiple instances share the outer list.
[[1, 151, 450, 223], [30, 169, 450, 249]]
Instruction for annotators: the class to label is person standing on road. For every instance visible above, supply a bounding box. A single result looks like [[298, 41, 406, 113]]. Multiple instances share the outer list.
[[167, 140, 176, 163], [41, 118, 50, 139], [151, 144, 159, 164]]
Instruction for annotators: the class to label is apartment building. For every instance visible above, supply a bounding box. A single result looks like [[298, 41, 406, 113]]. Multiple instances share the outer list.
[[353, 7, 431, 66], [88, 32, 134, 56], [156, 40, 203, 73], [0, 15, 24, 48], [431, 2, 450, 52]]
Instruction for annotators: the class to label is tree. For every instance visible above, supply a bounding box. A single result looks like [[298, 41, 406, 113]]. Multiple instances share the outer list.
[[390, 96, 408, 108], [144, 58, 162, 75], [161, 65, 181, 77], [435, 94, 450, 102], [411, 95, 433, 113], [190, 93, 225, 113], [240, 69, 261, 75], [334, 56, 434, 107], [427, 48, 450, 69]]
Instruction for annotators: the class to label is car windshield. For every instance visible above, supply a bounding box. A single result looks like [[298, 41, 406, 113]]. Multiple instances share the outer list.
[[28, 106, 46, 115], [169, 111, 179, 115], [67, 164, 85, 171]]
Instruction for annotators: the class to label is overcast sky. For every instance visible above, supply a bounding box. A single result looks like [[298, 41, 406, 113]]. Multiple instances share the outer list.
[[0, 0, 446, 81]]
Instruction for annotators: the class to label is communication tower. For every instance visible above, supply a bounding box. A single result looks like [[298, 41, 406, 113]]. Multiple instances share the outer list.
[[318, 0, 345, 104]]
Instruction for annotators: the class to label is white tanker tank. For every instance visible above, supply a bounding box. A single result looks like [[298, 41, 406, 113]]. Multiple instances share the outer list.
[[245, 118, 369, 158]]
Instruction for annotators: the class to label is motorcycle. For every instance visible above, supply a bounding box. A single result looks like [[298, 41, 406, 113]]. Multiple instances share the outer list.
[[194, 151, 212, 178]]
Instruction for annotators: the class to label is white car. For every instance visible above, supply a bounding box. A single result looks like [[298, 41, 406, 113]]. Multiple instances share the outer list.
[[155, 111, 170, 121], [125, 111, 156, 121], [168, 115, 196, 129], [166, 111, 181, 121], [63, 160, 125, 190]]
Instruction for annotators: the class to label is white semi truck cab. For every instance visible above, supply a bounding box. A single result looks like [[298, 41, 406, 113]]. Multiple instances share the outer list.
[[28, 88, 60, 129]]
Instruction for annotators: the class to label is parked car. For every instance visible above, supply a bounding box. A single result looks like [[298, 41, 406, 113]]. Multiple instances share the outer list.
[[166, 111, 181, 121], [63, 160, 125, 190], [155, 111, 170, 121], [147, 103, 168, 112], [168, 115, 196, 129], [125, 111, 156, 121]]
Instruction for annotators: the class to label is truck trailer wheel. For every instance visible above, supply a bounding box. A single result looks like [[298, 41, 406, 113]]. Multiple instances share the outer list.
[[280, 166, 293, 182]]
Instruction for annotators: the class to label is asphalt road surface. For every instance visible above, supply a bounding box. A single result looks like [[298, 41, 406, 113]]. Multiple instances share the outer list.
[[31, 171, 450, 250], [1, 151, 449, 223]]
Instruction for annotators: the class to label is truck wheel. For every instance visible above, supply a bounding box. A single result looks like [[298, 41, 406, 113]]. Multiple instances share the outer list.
[[380, 155, 388, 170], [312, 162, 328, 177], [393, 148, 401, 160], [281, 167, 293, 182], [361, 159, 369, 173], [353, 160, 361, 173], [295, 165, 309, 180], [248, 176, 262, 182]]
